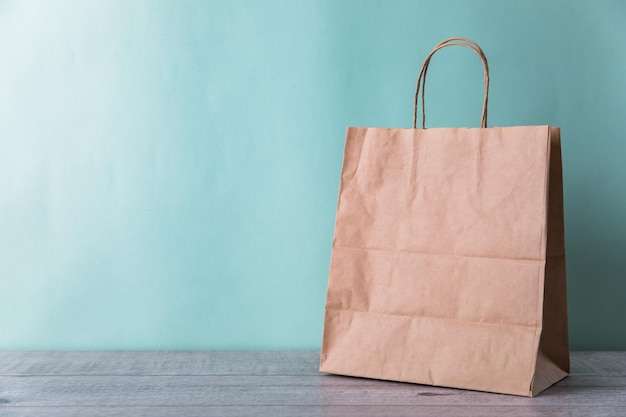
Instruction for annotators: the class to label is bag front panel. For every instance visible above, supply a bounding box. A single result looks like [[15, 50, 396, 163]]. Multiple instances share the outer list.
[[321, 125, 553, 396]]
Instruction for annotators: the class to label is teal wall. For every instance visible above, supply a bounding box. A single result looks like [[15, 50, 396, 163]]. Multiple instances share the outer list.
[[1, 0, 624, 350]]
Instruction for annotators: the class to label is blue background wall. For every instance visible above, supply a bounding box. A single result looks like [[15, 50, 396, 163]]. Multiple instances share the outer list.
[[1, 0, 624, 350]]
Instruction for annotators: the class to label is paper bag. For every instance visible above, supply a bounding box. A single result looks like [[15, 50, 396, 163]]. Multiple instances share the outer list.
[[319, 38, 569, 397]]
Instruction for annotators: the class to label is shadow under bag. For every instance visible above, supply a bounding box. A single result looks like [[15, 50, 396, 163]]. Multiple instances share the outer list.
[[319, 37, 569, 397]]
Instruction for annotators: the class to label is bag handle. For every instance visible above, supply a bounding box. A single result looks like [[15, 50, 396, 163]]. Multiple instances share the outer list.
[[413, 37, 490, 129]]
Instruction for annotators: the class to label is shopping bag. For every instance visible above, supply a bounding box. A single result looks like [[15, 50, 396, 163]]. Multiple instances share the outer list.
[[319, 37, 569, 397]]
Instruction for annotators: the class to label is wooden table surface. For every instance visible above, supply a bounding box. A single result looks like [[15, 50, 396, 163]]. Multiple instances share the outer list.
[[0, 351, 624, 416]]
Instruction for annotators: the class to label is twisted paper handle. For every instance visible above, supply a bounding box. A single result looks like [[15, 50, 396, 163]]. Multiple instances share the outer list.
[[413, 37, 490, 129]]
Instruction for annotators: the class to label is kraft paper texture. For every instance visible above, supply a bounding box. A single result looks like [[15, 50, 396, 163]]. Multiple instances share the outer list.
[[320, 125, 569, 396]]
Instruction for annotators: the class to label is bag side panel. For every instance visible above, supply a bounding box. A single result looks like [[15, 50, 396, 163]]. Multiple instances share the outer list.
[[531, 127, 570, 396]]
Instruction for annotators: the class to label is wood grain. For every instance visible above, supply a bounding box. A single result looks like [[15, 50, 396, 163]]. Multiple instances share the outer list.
[[0, 351, 625, 416], [0, 350, 320, 376], [1, 406, 626, 417]]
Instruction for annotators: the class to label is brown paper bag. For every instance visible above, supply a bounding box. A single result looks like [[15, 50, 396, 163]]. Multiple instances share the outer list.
[[319, 38, 569, 397]]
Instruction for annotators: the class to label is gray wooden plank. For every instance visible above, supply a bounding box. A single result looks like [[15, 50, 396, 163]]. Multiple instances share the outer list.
[[0, 351, 320, 376], [3, 373, 623, 388], [570, 351, 626, 376], [1, 406, 626, 417], [2, 351, 624, 376], [1, 375, 625, 407]]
